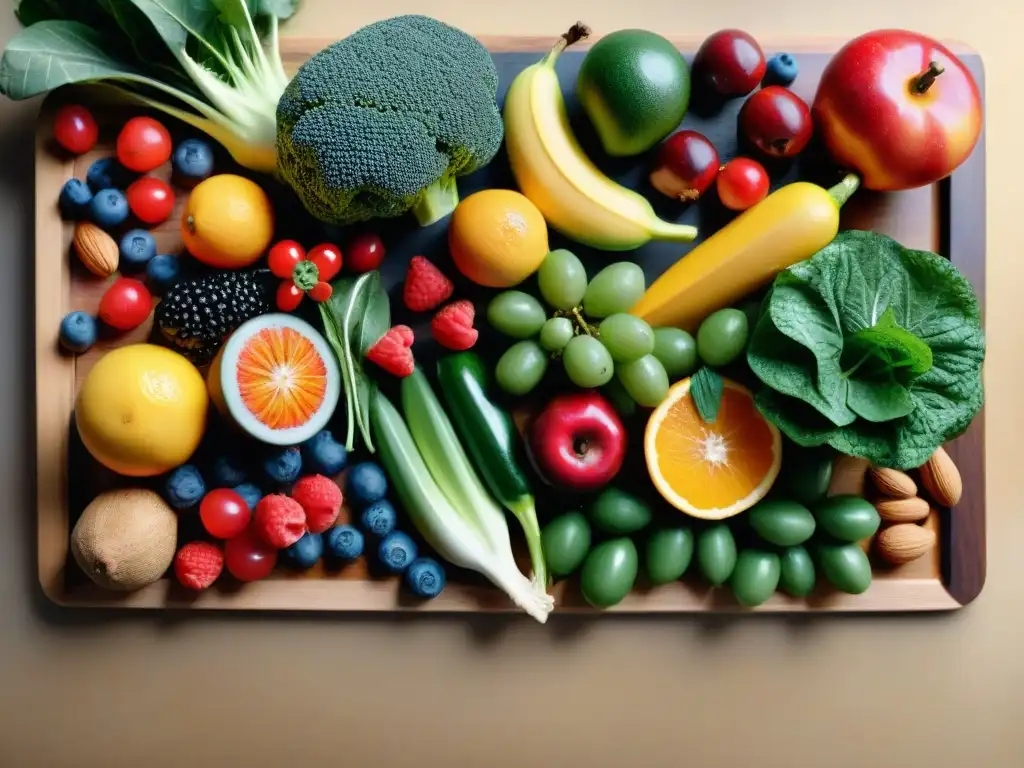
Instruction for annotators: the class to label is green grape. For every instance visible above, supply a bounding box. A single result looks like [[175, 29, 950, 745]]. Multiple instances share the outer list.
[[616, 354, 669, 407], [538, 249, 588, 310], [652, 327, 698, 379], [495, 340, 548, 395], [598, 313, 655, 363], [539, 317, 574, 352], [602, 377, 637, 417], [486, 291, 547, 339], [562, 335, 614, 388], [696, 308, 749, 367], [582, 262, 645, 319]]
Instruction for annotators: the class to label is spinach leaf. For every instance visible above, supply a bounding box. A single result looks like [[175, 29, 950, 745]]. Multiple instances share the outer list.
[[747, 231, 984, 469], [319, 271, 390, 453]]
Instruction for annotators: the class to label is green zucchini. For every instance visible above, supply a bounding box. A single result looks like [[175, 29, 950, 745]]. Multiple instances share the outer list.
[[436, 352, 546, 588]]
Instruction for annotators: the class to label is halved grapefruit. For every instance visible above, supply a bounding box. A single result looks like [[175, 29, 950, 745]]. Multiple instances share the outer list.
[[208, 314, 340, 445], [645, 376, 782, 520]]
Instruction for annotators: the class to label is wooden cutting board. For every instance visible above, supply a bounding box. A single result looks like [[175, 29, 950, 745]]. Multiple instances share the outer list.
[[34, 36, 986, 613]]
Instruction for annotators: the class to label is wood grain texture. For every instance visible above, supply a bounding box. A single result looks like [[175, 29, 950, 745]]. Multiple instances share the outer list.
[[35, 37, 985, 613]]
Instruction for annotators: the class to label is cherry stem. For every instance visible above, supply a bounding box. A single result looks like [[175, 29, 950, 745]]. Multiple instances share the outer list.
[[912, 61, 944, 94]]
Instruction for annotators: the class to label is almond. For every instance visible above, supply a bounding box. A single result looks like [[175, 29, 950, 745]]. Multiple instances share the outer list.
[[876, 523, 937, 565], [869, 467, 918, 499], [918, 446, 962, 507], [73, 221, 118, 277], [875, 496, 930, 522]]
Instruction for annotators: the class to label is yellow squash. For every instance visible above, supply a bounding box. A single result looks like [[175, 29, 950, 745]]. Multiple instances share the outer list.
[[629, 174, 860, 330]]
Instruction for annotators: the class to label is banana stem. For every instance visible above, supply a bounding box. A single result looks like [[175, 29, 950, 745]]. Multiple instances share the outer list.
[[828, 173, 861, 208], [646, 220, 699, 243], [544, 22, 591, 65]]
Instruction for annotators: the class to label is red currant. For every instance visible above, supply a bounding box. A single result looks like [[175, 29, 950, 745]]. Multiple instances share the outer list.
[[307, 243, 343, 282], [267, 240, 305, 279], [126, 177, 175, 225], [717, 158, 770, 211], [200, 489, 251, 540], [345, 233, 385, 273], [53, 105, 98, 155], [224, 527, 278, 582]]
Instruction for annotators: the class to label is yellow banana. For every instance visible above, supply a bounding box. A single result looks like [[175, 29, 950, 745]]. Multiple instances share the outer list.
[[503, 24, 698, 252]]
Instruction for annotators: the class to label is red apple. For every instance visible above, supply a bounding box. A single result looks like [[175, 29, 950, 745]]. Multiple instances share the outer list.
[[693, 30, 766, 97], [649, 130, 720, 201], [812, 29, 982, 191], [529, 392, 626, 492]]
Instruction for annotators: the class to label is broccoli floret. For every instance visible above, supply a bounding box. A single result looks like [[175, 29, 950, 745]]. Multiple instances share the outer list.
[[276, 15, 503, 227]]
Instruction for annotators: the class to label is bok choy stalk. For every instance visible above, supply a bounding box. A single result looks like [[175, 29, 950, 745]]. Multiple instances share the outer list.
[[0, 0, 297, 172], [371, 375, 554, 623]]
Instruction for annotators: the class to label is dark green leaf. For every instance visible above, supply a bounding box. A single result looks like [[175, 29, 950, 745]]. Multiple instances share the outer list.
[[691, 366, 723, 424]]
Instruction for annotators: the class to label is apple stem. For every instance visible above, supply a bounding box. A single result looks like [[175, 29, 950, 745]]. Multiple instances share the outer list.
[[912, 61, 945, 94]]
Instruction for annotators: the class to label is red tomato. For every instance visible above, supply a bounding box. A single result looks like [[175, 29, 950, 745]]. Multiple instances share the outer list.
[[117, 117, 172, 173], [717, 158, 770, 211], [200, 489, 252, 540], [98, 278, 152, 331], [345, 233, 385, 273], [276, 281, 304, 312], [53, 105, 98, 155], [307, 243, 343, 282], [126, 177, 175, 225], [267, 240, 305, 278], [224, 528, 278, 582]]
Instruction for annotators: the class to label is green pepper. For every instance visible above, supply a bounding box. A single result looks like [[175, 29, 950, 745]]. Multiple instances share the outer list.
[[436, 352, 546, 588]]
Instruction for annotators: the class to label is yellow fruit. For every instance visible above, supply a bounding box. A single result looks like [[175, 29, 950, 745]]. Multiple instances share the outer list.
[[181, 174, 274, 269], [645, 376, 782, 520], [75, 344, 209, 477], [448, 189, 549, 287]]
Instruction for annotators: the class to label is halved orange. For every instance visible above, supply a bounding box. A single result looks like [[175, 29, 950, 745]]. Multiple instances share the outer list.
[[645, 376, 781, 520]]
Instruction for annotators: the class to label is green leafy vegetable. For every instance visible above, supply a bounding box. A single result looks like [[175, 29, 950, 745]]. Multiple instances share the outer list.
[[1, 0, 296, 172], [319, 271, 390, 453], [690, 366, 724, 423], [747, 230, 985, 469]]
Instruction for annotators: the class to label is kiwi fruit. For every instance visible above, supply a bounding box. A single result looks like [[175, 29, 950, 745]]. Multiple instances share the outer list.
[[70, 488, 178, 591]]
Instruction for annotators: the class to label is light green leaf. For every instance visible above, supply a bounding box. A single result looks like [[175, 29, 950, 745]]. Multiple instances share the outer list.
[[846, 378, 915, 423]]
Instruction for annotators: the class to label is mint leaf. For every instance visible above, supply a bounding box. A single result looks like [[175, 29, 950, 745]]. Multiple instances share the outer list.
[[691, 367, 724, 424], [847, 307, 934, 380]]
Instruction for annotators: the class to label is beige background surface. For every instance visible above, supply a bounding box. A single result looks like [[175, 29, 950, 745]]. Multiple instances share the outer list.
[[0, 1, 1019, 766]]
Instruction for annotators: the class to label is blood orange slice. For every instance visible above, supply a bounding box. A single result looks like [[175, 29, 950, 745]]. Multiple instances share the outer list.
[[209, 314, 341, 445], [645, 376, 782, 520]]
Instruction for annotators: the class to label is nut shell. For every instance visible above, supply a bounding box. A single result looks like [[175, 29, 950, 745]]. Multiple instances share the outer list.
[[73, 221, 118, 277], [869, 467, 917, 499], [876, 523, 936, 565], [875, 496, 930, 523], [919, 446, 962, 507]]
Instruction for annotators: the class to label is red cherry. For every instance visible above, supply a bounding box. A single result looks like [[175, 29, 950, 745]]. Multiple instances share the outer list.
[[693, 29, 766, 97], [717, 158, 770, 211], [308, 282, 333, 303], [98, 278, 152, 331], [267, 240, 305, 278], [53, 105, 98, 155], [126, 177, 175, 225], [224, 527, 278, 582], [276, 281, 304, 312], [345, 232, 385, 273], [739, 86, 813, 159], [200, 489, 252, 540], [116, 117, 172, 173], [307, 243, 343, 282], [650, 130, 720, 201]]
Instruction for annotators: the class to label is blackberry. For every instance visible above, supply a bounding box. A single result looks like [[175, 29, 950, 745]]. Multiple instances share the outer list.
[[155, 271, 272, 364]]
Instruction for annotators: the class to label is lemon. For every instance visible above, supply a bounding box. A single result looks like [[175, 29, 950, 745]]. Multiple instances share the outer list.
[[181, 174, 275, 269], [448, 189, 549, 287], [75, 345, 209, 477]]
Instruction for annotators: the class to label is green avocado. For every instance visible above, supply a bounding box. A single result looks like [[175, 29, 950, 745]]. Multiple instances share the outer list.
[[576, 30, 691, 157]]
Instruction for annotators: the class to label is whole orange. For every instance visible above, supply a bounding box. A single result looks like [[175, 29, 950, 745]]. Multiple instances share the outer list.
[[181, 174, 274, 269], [448, 189, 549, 288]]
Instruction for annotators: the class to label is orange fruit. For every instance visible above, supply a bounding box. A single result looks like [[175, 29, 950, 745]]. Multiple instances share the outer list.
[[645, 376, 782, 520], [181, 174, 274, 269], [208, 314, 341, 445], [448, 189, 549, 287]]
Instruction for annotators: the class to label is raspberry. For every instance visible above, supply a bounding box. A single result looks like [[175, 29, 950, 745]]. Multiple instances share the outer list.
[[431, 300, 478, 350], [174, 541, 224, 590], [403, 256, 453, 312], [253, 494, 306, 548], [367, 325, 415, 377], [291, 474, 344, 533]]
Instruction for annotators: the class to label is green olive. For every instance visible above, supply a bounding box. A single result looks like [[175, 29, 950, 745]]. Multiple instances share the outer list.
[[730, 549, 781, 607], [817, 543, 872, 594], [778, 546, 816, 597], [589, 486, 653, 535], [748, 498, 816, 546], [580, 538, 638, 608], [541, 511, 592, 578], [778, 445, 834, 506], [645, 527, 694, 585], [814, 495, 880, 542], [697, 523, 737, 586]]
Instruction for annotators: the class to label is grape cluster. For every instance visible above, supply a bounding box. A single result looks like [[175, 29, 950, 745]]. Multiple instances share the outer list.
[[487, 250, 677, 408]]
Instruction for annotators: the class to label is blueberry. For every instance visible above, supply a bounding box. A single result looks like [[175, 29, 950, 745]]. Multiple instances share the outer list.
[[165, 465, 205, 510], [346, 462, 387, 507], [208, 454, 247, 488], [281, 532, 324, 570], [59, 311, 97, 353], [118, 229, 157, 270], [301, 430, 348, 476], [86, 157, 133, 192], [90, 188, 129, 230], [58, 179, 93, 220], [764, 53, 799, 87], [325, 524, 364, 561], [172, 138, 215, 186], [405, 557, 446, 599], [145, 254, 182, 295], [360, 499, 397, 538], [261, 446, 302, 485], [378, 531, 417, 574], [233, 482, 263, 511]]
